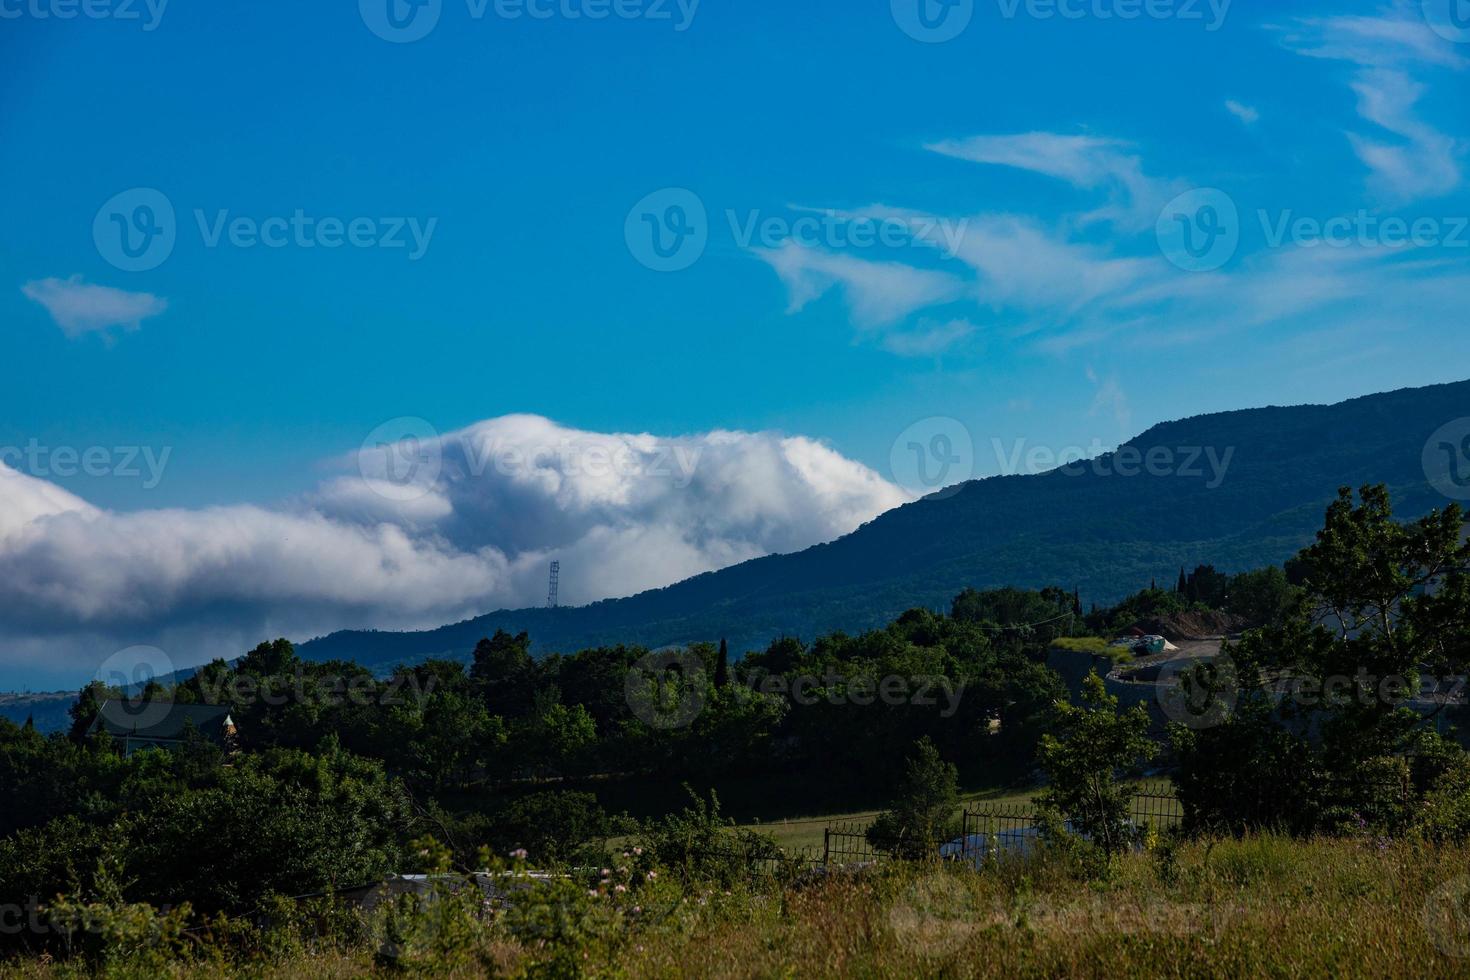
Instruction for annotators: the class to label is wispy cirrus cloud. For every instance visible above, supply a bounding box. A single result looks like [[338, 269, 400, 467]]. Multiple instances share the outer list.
[[22, 275, 168, 340], [1225, 99, 1260, 125], [926, 132, 1183, 231], [879, 318, 977, 357], [1275, 4, 1467, 203], [754, 241, 966, 328]]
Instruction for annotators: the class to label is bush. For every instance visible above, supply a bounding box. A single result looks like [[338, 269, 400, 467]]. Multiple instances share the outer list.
[[637, 788, 784, 887], [867, 737, 960, 858], [1413, 755, 1470, 843]]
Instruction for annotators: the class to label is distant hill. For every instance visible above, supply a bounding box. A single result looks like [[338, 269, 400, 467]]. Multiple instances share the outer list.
[[0, 692, 75, 733], [295, 380, 1467, 670]]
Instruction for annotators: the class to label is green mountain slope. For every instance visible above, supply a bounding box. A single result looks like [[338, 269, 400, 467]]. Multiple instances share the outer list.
[[300, 380, 1470, 669]]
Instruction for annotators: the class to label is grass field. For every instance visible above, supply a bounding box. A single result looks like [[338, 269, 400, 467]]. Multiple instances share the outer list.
[[10, 834, 1470, 978], [738, 778, 1176, 852]]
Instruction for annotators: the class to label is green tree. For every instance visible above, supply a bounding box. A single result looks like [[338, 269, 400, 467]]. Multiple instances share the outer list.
[[471, 630, 535, 717], [866, 737, 959, 857], [714, 638, 730, 688], [1037, 672, 1155, 858], [67, 682, 108, 742], [1174, 486, 1470, 836]]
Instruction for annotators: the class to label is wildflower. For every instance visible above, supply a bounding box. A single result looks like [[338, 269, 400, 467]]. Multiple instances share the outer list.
[[615, 884, 627, 893], [600, 867, 611, 878], [509, 848, 529, 861], [633, 846, 644, 856], [587, 889, 598, 898], [647, 871, 658, 881]]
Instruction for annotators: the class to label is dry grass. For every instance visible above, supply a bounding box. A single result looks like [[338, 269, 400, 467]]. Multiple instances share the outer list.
[[9, 835, 1470, 978]]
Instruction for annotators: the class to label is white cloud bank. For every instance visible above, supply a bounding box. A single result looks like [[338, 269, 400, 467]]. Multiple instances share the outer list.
[[0, 417, 911, 684]]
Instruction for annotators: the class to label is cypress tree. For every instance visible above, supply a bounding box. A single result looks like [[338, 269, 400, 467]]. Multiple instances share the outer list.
[[714, 638, 730, 687]]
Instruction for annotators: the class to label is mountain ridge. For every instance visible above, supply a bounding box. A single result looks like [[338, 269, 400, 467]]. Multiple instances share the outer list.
[[298, 379, 1470, 670]]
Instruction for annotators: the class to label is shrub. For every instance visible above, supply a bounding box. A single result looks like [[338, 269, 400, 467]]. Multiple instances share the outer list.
[[637, 788, 784, 887], [867, 737, 960, 858]]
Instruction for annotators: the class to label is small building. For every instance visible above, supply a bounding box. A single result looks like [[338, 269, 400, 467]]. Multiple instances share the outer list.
[[88, 701, 238, 755]]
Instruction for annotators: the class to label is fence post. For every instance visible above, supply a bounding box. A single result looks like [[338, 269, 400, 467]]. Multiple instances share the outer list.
[[823, 827, 830, 867]]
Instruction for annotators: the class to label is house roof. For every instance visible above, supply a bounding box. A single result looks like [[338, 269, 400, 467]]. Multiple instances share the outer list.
[[89, 701, 235, 741]]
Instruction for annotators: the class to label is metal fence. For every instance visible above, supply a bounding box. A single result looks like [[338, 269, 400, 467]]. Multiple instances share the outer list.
[[820, 789, 1183, 867]]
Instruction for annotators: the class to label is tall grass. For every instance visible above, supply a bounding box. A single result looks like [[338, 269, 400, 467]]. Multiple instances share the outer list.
[[7, 835, 1470, 978]]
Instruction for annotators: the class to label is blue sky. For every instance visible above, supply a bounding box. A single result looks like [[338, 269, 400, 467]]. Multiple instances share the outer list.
[[2, 0, 1469, 685]]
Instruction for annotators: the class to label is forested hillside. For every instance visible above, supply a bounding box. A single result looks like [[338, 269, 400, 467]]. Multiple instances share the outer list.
[[301, 381, 1469, 671]]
